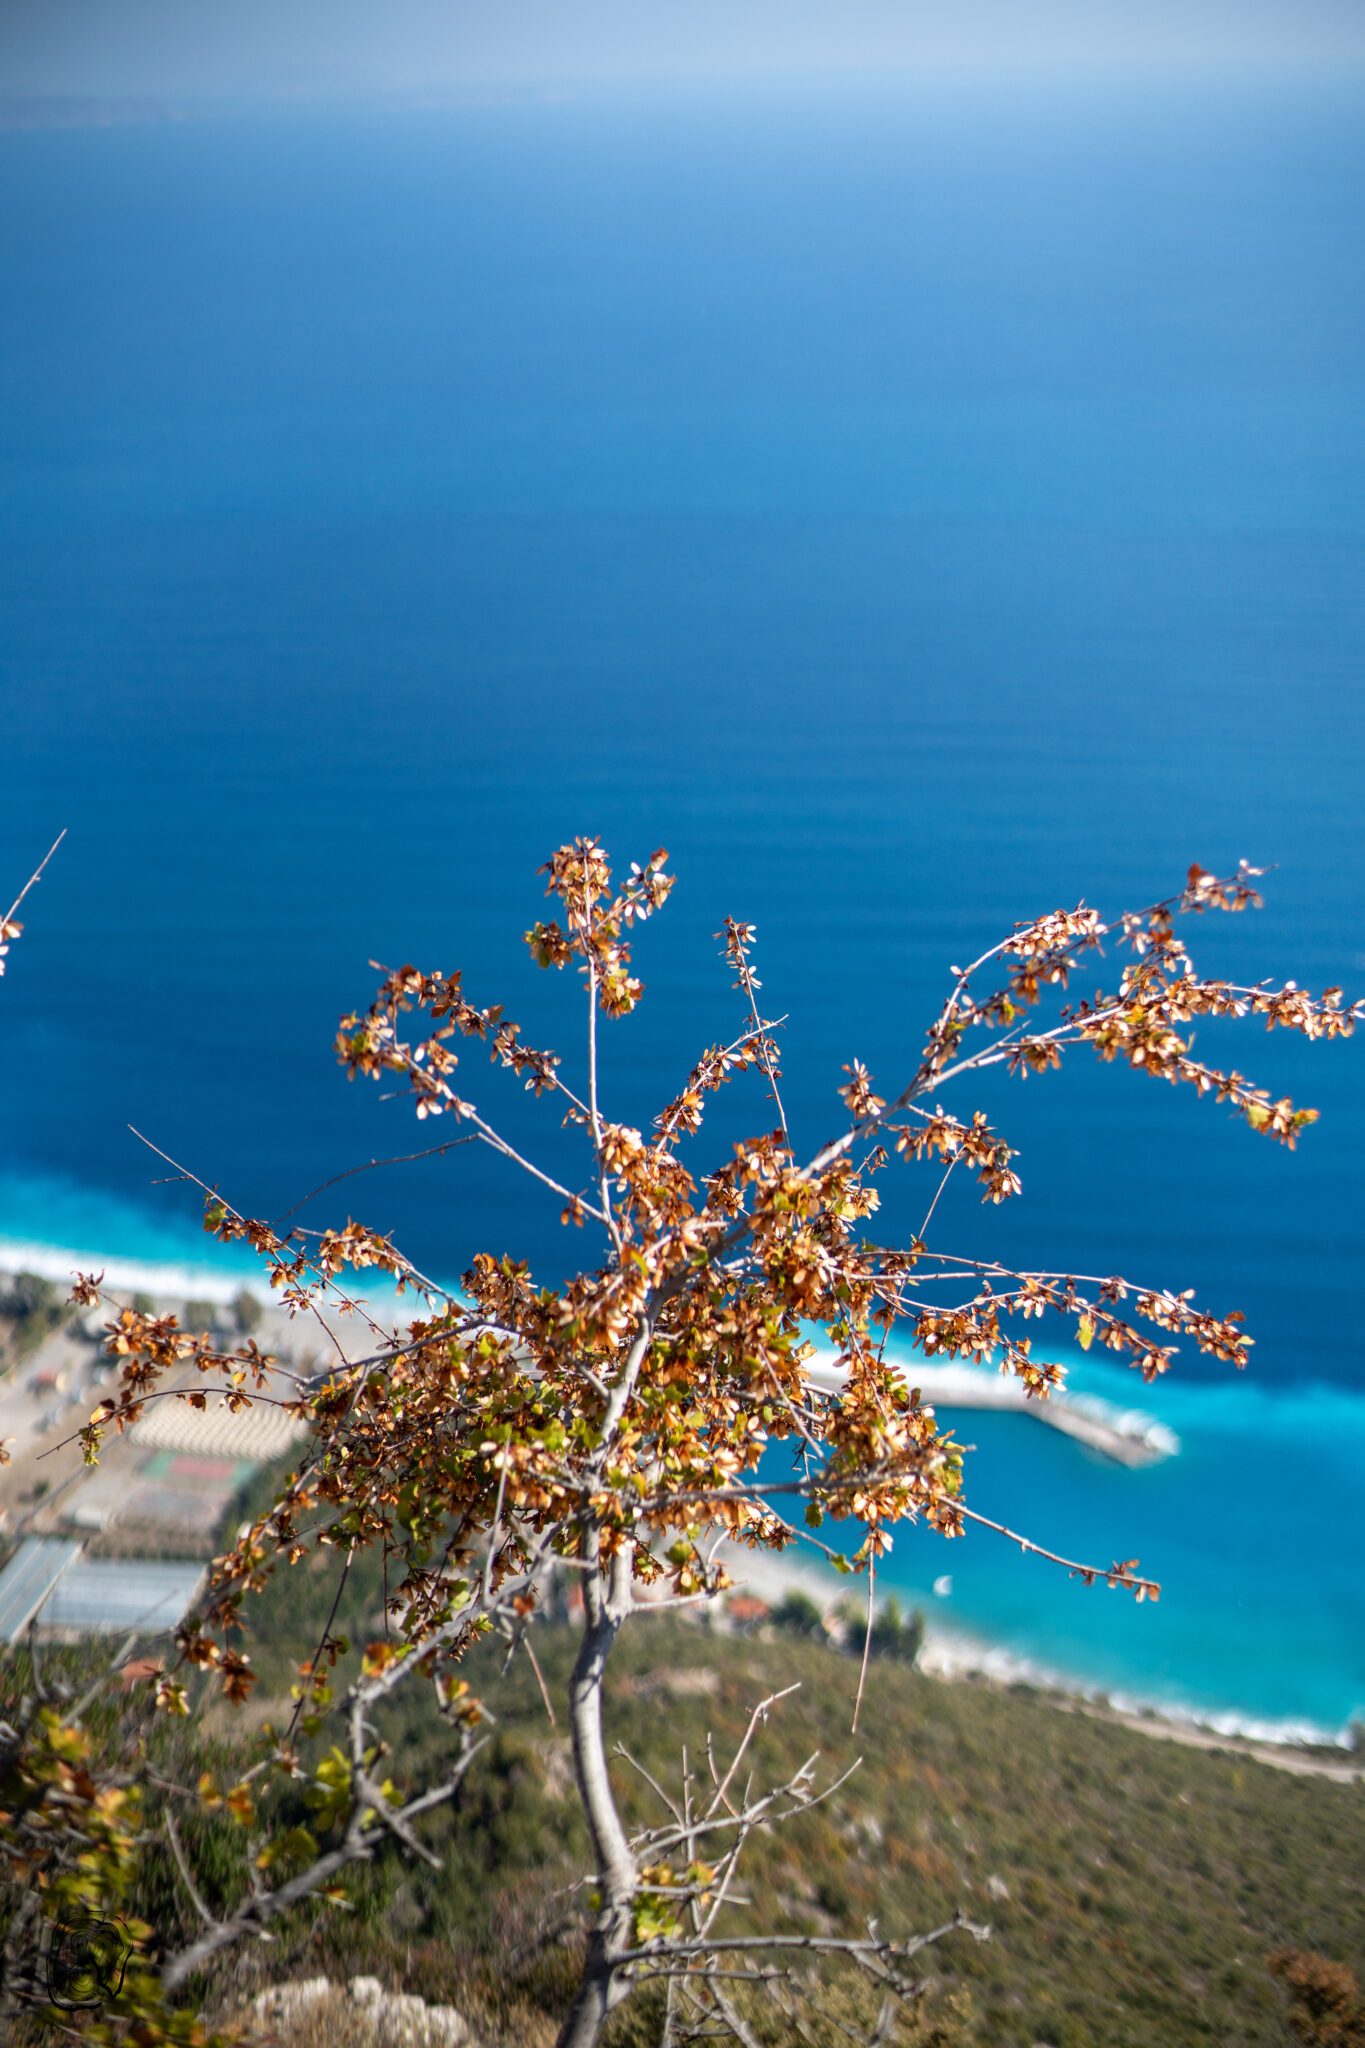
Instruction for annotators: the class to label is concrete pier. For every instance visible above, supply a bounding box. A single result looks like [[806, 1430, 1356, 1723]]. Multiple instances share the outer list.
[[807, 1359, 1178, 1467]]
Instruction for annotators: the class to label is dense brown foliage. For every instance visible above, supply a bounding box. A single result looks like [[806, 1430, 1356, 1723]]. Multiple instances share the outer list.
[[1269, 1950, 1365, 2047]]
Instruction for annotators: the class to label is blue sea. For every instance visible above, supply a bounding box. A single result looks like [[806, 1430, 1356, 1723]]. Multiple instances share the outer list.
[[1, 78, 1362, 1738]]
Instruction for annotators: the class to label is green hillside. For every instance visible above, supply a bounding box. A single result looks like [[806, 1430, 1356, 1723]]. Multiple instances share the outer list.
[[182, 1557, 1364, 2048]]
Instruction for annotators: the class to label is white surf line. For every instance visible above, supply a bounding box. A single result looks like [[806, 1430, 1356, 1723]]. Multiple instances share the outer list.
[[708, 1542, 1361, 1773], [1051, 1696, 1364, 1784], [0, 1240, 258, 1305]]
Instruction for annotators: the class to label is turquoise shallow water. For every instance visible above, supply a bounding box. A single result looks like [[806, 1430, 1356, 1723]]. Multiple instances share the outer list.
[[2, 1167, 1361, 1739], [0, 79, 1362, 1734], [848, 1343, 1365, 1740]]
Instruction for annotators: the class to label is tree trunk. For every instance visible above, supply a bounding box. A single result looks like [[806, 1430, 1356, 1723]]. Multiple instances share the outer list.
[[556, 1566, 637, 2048]]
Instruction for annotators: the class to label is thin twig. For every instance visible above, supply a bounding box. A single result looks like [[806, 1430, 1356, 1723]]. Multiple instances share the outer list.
[[916, 1156, 959, 1242], [615, 1911, 990, 1968], [705, 1686, 800, 1820], [272, 1136, 478, 1225], [729, 930, 790, 1151], [2, 830, 66, 931], [524, 1633, 557, 1727], [632, 1471, 1161, 1598], [283, 1537, 356, 1749], [585, 950, 621, 1251], [164, 1807, 219, 1931], [125, 1127, 420, 1340], [851, 1552, 874, 1735]]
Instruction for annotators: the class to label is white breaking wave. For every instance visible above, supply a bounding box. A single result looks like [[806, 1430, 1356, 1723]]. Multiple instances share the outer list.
[[0, 1235, 257, 1304], [724, 1540, 1358, 1751], [914, 1610, 1354, 1748]]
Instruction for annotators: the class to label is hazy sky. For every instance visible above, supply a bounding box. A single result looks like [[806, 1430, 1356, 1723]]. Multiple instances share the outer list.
[[3, 0, 1364, 101]]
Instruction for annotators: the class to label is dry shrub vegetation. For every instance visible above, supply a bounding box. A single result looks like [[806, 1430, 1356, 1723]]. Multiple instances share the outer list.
[[248, 1594, 1365, 2048], [1267, 1949, 1365, 2047], [10, 1595, 1360, 2048], [101, 1596, 1365, 2048]]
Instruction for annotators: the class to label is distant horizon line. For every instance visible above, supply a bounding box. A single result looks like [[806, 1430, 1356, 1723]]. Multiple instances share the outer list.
[[4, 59, 1365, 130]]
